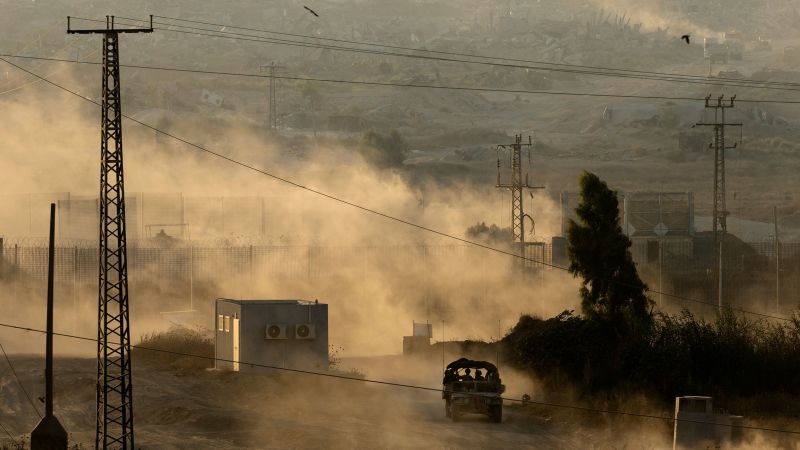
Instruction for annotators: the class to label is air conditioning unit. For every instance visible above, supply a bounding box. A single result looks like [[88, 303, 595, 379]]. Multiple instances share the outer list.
[[295, 324, 316, 340], [265, 324, 288, 339]]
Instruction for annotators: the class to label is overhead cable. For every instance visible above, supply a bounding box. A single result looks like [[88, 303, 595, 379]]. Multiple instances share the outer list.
[[1, 320, 799, 436], [145, 15, 800, 90], [0, 55, 794, 323], [6, 52, 800, 105]]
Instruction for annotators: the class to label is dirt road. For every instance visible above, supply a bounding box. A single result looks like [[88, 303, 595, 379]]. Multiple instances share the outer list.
[[0, 355, 576, 449]]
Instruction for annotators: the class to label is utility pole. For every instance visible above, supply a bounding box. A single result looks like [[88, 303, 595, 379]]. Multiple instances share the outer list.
[[260, 62, 284, 130], [31, 204, 68, 450], [495, 135, 544, 269], [774, 206, 780, 313], [694, 95, 741, 312], [68, 15, 153, 450]]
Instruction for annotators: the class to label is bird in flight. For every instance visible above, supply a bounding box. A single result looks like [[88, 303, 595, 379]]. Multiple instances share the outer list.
[[304, 6, 319, 17], [681, 34, 691, 44]]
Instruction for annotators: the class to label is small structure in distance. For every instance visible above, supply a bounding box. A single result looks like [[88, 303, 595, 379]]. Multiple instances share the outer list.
[[215, 299, 328, 372], [403, 321, 432, 356]]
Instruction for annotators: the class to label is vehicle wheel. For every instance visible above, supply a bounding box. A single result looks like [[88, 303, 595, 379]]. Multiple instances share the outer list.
[[490, 405, 502, 423]]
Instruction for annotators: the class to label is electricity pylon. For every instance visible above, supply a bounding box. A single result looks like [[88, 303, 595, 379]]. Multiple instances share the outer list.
[[694, 95, 741, 311], [260, 62, 285, 129], [68, 15, 153, 450], [495, 135, 544, 269]]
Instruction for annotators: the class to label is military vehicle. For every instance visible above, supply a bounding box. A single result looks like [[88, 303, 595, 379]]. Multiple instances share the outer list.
[[442, 358, 504, 422]]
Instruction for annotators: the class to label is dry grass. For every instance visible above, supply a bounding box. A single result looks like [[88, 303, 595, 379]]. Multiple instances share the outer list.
[[133, 327, 214, 372]]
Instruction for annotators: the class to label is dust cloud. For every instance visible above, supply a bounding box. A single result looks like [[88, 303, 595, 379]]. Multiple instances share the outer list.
[[587, 0, 718, 38], [0, 66, 580, 358], [0, 71, 596, 449]]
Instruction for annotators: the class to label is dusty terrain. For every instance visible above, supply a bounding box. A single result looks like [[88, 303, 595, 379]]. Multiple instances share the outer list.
[[0, 354, 578, 449], [3, 351, 800, 449], [2, 0, 800, 448]]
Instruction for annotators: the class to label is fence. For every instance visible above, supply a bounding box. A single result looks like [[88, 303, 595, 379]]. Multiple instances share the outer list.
[[632, 239, 800, 316], [0, 239, 532, 286], [0, 192, 277, 241], [3, 235, 795, 319]]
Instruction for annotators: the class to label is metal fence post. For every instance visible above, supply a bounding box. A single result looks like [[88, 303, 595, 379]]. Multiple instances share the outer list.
[[13, 244, 18, 299], [73, 246, 78, 334], [189, 244, 194, 311], [249, 244, 254, 298]]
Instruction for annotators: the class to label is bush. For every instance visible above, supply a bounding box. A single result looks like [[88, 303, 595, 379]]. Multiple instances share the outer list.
[[134, 327, 214, 371], [359, 129, 408, 168], [503, 310, 800, 404]]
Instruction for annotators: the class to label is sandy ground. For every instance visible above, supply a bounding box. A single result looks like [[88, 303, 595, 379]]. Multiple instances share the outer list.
[[0, 354, 579, 449], [0, 348, 796, 449]]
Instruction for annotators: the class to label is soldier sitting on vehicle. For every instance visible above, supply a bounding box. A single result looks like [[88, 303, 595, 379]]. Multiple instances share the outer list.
[[461, 368, 474, 381], [474, 369, 485, 381]]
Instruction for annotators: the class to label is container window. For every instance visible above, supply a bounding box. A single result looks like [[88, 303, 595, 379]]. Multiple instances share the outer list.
[[217, 314, 224, 331], [224, 316, 230, 332]]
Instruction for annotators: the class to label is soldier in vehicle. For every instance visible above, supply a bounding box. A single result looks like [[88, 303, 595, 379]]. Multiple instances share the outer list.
[[443, 358, 504, 422]]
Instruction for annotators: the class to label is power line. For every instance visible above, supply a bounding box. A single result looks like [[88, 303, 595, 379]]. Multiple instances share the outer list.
[[0, 55, 793, 324], [0, 320, 798, 436], [0, 341, 43, 419], [0, 33, 93, 97], [69, 15, 800, 95], [147, 15, 800, 90], [9, 13, 793, 440], [7, 52, 800, 106], [1, 55, 798, 434], [142, 24, 800, 94], [0, 52, 697, 102]]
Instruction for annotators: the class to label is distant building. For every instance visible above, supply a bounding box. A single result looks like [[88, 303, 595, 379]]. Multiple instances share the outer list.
[[557, 191, 696, 266], [215, 299, 329, 372], [403, 321, 432, 355], [560, 191, 695, 238]]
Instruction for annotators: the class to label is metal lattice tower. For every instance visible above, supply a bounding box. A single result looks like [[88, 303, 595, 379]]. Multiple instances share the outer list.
[[260, 62, 285, 129], [68, 15, 152, 450], [695, 95, 740, 310], [496, 135, 544, 259]]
